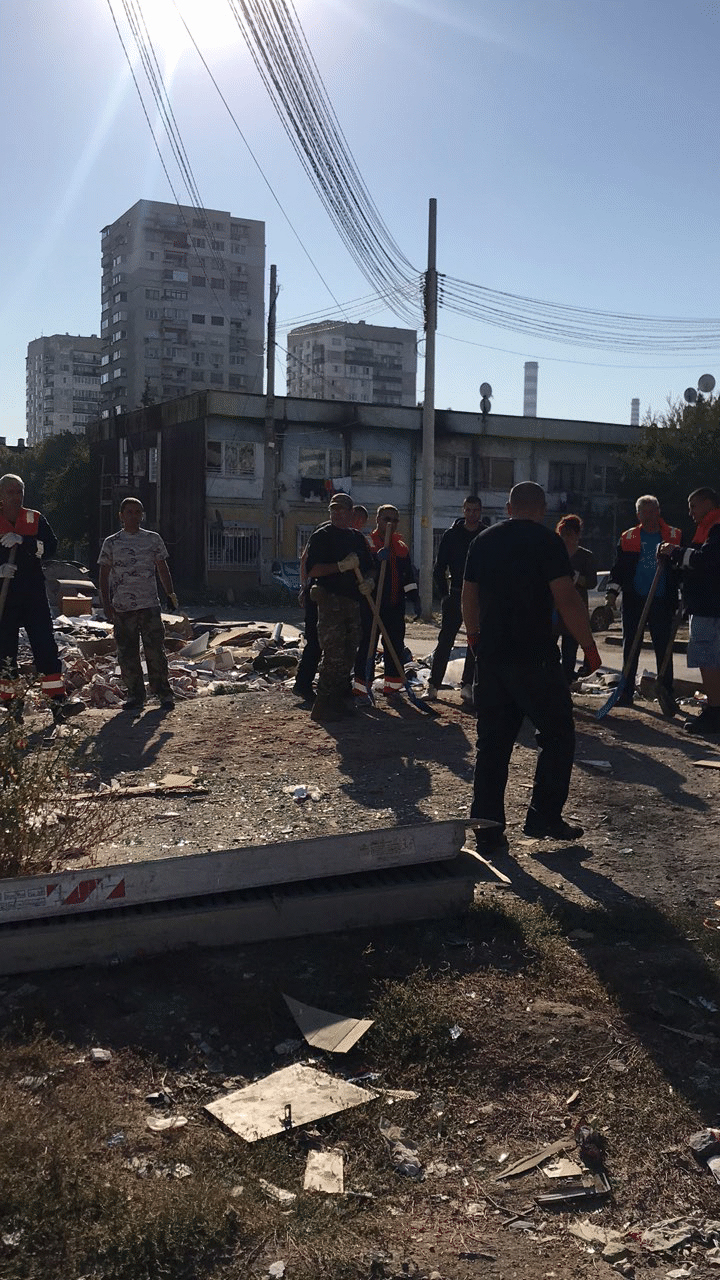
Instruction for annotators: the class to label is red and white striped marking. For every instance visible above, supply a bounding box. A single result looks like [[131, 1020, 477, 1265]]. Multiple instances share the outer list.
[[0, 875, 126, 918]]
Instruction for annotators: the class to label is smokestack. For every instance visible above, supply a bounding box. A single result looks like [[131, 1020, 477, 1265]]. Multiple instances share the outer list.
[[523, 362, 538, 416], [631, 398, 640, 427]]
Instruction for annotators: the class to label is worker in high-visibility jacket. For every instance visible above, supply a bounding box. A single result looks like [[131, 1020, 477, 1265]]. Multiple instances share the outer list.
[[0, 473, 84, 726]]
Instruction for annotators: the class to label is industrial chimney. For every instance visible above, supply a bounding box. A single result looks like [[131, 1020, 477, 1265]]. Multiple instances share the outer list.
[[631, 398, 640, 427], [523, 362, 538, 417]]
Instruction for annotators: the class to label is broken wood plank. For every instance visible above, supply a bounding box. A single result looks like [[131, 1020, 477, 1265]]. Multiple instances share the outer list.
[[496, 1137, 574, 1180], [692, 758, 720, 770], [461, 845, 512, 885], [0, 820, 467, 924]]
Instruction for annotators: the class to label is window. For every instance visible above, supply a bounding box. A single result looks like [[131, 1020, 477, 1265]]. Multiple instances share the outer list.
[[172, 269, 188, 283], [296, 524, 315, 558], [298, 447, 343, 479], [164, 288, 188, 300], [229, 374, 247, 389], [192, 275, 206, 287], [591, 463, 621, 495], [145, 308, 161, 320], [145, 288, 160, 299], [207, 523, 260, 570], [148, 447, 158, 482], [230, 222, 248, 239], [191, 352, 205, 365], [350, 450, 392, 485], [192, 218, 205, 228], [548, 461, 586, 492], [210, 277, 225, 289], [210, 372, 224, 384], [192, 371, 205, 383], [434, 454, 471, 489], [146, 250, 159, 261], [112, 310, 127, 323], [205, 440, 255, 475], [113, 291, 127, 303], [475, 456, 515, 490], [230, 243, 246, 255], [192, 313, 206, 324], [210, 239, 225, 251], [210, 315, 224, 326], [192, 237, 206, 248]]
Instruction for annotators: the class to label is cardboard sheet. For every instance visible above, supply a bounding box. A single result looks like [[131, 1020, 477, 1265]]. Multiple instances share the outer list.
[[283, 994, 373, 1054], [205, 1064, 376, 1141]]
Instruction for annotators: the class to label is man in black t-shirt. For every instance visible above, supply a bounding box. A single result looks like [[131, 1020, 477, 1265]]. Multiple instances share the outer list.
[[462, 482, 601, 852], [305, 493, 375, 723]]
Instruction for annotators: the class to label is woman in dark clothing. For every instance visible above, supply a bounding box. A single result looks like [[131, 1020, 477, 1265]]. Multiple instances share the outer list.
[[555, 515, 598, 681]]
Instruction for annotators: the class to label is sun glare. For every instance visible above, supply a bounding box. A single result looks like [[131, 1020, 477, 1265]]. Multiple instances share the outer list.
[[136, 0, 242, 65]]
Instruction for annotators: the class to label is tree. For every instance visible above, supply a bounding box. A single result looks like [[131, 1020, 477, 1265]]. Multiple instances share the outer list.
[[621, 394, 720, 528], [0, 432, 92, 556]]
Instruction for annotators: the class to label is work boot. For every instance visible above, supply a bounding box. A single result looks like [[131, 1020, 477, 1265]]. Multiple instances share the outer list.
[[472, 825, 509, 856], [684, 706, 720, 735], [51, 697, 85, 725], [523, 813, 584, 841], [292, 682, 315, 702], [121, 697, 146, 712], [310, 696, 345, 723]]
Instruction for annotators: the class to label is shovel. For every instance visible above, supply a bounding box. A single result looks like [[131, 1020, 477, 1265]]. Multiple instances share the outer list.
[[352, 565, 439, 716], [597, 563, 663, 720], [655, 607, 682, 718]]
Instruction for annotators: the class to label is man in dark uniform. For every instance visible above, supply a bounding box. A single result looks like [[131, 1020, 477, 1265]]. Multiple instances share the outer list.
[[426, 495, 484, 702], [606, 494, 681, 708], [304, 493, 375, 723], [294, 505, 368, 702], [0, 473, 84, 725], [462, 482, 601, 854]]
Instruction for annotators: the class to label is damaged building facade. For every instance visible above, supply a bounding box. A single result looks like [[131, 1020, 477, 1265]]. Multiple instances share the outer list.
[[88, 390, 637, 590]]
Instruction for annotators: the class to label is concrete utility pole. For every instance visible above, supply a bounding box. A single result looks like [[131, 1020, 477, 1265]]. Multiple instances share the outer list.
[[420, 198, 437, 621], [261, 264, 278, 585]]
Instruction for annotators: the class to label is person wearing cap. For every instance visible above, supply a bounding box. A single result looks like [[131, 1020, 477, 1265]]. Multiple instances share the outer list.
[[304, 493, 375, 723], [294, 505, 368, 702], [352, 505, 421, 701], [0, 472, 85, 727]]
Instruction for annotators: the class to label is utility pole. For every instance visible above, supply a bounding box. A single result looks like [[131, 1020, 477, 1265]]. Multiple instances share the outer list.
[[261, 264, 278, 585], [420, 198, 437, 621]]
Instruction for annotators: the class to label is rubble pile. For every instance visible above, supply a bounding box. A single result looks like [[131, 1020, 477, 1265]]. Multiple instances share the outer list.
[[17, 614, 301, 709]]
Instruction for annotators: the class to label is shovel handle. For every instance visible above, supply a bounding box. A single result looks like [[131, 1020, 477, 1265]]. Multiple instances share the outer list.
[[353, 565, 406, 682]]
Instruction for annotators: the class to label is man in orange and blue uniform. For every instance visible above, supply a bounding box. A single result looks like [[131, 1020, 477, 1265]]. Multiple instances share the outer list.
[[0, 473, 84, 726], [606, 494, 681, 708], [352, 505, 420, 701]]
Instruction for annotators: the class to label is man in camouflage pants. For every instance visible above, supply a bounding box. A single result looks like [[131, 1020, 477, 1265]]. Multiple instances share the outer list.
[[304, 493, 375, 723]]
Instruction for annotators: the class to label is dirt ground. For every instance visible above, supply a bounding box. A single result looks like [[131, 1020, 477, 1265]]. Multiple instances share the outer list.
[[2, 613, 720, 1280]]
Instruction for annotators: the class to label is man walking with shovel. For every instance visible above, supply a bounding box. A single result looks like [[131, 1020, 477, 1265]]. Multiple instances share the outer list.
[[605, 495, 681, 709]]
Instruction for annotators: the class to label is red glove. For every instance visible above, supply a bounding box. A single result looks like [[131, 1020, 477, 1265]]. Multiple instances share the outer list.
[[583, 644, 602, 674], [467, 632, 480, 654]]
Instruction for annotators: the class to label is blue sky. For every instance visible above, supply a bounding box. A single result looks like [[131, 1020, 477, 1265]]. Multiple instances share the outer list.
[[1, 0, 719, 443]]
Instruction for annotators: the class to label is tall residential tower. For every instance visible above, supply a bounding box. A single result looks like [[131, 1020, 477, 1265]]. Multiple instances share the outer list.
[[26, 334, 104, 445], [100, 199, 265, 416], [286, 320, 417, 406]]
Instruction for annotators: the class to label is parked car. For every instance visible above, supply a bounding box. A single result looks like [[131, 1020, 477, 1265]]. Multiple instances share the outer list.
[[587, 570, 610, 611], [271, 559, 301, 596]]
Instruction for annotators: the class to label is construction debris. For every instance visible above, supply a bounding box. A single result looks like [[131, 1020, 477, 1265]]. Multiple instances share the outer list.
[[205, 1064, 376, 1141], [303, 1148, 344, 1193], [495, 1136, 573, 1180], [283, 994, 373, 1053], [379, 1116, 423, 1179]]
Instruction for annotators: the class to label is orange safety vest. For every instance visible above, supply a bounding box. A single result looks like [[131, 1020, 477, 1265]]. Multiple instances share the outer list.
[[0, 507, 40, 537], [692, 508, 720, 545], [620, 519, 681, 553]]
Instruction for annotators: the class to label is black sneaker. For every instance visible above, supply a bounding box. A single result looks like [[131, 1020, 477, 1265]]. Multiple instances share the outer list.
[[121, 697, 146, 712], [684, 708, 720, 735], [292, 683, 315, 702], [160, 699, 176, 711], [523, 816, 584, 840], [615, 692, 634, 708], [52, 697, 85, 724], [473, 826, 509, 855]]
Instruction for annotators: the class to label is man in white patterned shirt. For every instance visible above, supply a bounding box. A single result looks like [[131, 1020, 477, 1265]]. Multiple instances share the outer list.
[[98, 497, 177, 712]]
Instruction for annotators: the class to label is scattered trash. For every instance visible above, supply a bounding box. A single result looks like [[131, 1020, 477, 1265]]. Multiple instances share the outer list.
[[106, 1131, 126, 1147], [283, 994, 374, 1053], [496, 1136, 573, 1180], [640, 1221, 696, 1253], [259, 1179, 296, 1205], [565, 1089, 581, 1107], [543, 1157, 584, 1178], [205, 1064, 376, 1141], [303, 1148, 344, 1193], [17, 1075, 49, 1090], [449, 1024, 464, 1040], [268, 1263, 286, 1279], [90, 1048, 112, 1063], [577, 758, 613, 771], [568, 1219, 622, 1246], [1, 1232, 23, 1248], [146, 1114, 188, 1132], [145, 1090, 173, 1108], [689, 1129, 720, 1163], [379, 1116, 423, 1179], [536, 1171, 611, 1207]]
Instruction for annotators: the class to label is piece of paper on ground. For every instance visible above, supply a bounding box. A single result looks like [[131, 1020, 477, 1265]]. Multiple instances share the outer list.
[[283, 994, 373, 1054], [304, 1148, 344, 1193], [205, 1064, 376, 1141]]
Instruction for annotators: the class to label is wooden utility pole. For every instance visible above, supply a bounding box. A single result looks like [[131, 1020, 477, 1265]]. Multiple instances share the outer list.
[[420, 199, 437, 621], [261, 264, 278, 584]]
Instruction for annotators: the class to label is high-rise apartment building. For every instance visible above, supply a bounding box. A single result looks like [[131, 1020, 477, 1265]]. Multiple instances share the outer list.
[[100, 199, 265, 417], [26, 334, 104, 445], [286, 320, 417, 406]]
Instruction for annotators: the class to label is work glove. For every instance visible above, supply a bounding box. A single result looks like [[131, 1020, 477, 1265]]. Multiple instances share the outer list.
[[337, 552, 359, 573], [167, 591, 179, 611], [583, 643, 602, 674], [358, 579, 374, 597], [36, 540, 44, 558], [376, 547, 391, 562], [0, 532, 23, 548], [466, 631, 480, 656], [0, 562, 17, 579]]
